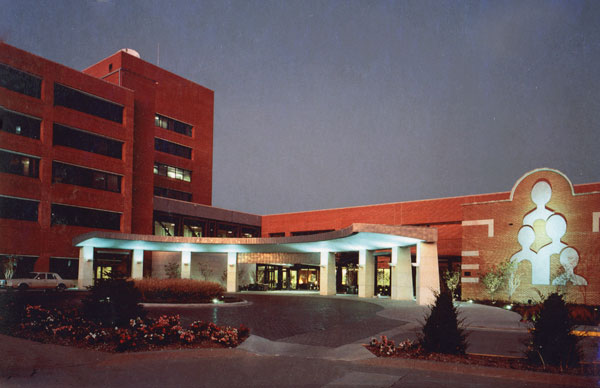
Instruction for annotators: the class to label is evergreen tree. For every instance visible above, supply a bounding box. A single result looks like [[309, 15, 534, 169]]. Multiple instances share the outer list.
[[419, 291, 468, 354]]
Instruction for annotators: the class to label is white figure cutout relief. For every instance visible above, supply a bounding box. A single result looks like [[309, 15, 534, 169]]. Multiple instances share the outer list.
[[552, 247, 588, 286], [522, 181, 553, 227], [509, 179, 587, 287], [510, 226, 537, 266]]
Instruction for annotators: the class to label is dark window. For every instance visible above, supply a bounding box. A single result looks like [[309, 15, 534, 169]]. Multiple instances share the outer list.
[[154, 114, 193, 137], [0, 149, 39, 178], [0, 63, 41, 98], [155, 138, 192, 159], [0, 107, 41, 139], [153, 186, 192, 202], [0, 255, 38, 279], [153, 162, 191, 182], [217, 223, 239, 238], [52, 161, 121, 193], [464, 271, 471, 277], [183, 219, 205, 237], [0, 195, 38, 221], [241, 227, 260, 238], [269, 232, 285, 237], [54, 83, 123, 123], [291, 230, 334, 236], [53, 124, 123, 159], [51, 203, 121, 230], [49, 258, 79, 280]]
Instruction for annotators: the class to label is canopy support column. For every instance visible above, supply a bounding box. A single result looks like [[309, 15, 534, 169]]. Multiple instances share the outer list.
[[391, 246, 413, 300], [181, 251, 191, 279], [358, 249, 375, 298], [77, 246, 94, 289], [416, 242, 440, 305], [132, 249, 144, 279], [320, 251, 336, 296], [227, 252, 238, 292]]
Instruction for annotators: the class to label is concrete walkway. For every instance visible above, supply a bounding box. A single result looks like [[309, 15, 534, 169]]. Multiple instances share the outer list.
[[1, 293, 598, 387]]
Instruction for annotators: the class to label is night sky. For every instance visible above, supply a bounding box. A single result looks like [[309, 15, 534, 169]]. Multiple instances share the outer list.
[[2, 0, 599, 215]]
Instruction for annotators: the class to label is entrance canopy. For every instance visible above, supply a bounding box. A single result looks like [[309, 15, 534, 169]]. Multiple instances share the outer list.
[[73, 223, 436, 253]]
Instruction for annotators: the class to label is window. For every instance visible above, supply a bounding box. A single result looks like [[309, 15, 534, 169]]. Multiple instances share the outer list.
[[52, 161, 121, 193], [49, 258, 78, 280], [0, 195, 38, 221], [153, 162, 191, 182], [0, 255, 37, 279], [217, 223, 238, 238], [54, 83, 123, 123], [241, 227, 260, 238], [0, 107, 41, 139], [0, 63, 41, 98], [269, 232, 285, 237], [183, 219, 204, 237], [51, 203, 121, 230], [53, 124, 123, 159], [0, 149, 39, 178], [155, 138, 192, 159], [154, 214, 179, 237], [153, 186, 192, 202], [154, 114, 193, 137]]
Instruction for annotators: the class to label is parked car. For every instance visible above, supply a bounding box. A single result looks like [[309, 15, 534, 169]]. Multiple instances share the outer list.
[[3, 272, 76, 291]]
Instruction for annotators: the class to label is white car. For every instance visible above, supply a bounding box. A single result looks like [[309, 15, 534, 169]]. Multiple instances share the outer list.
[[4, 272, 75, 291]]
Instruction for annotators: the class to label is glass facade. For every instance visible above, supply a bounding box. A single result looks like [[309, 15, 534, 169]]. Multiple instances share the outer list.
[[154, 162, 191, 182], [155, 113, 193, 137], [0, 195, 38, 221], [153, 211, 260, 238], [0, 255, 38, 279], [49, 258, 79, 280], [51, 203, 121, 230], [0, 106, 41, 139], [53, 124, 123, 159], [0, 149, 39, 178], [153, 186, 192, 202], [155, 138, 192, 159], [54, 83, 123, 123], [0, 63, 41, 98], [53, 161, 121, 193]]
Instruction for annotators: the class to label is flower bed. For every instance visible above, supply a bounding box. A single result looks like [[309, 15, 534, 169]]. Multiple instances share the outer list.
[[365, 335, 598, 376], [15, 304, 249, 352], [134, 278, 225, 303]]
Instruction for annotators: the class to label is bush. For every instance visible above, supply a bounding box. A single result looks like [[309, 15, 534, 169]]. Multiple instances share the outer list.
[[526, 293, 580, 368], [134, 278, 225, 303], [419, 291, 467, 354], [82, 277, 145, 326]]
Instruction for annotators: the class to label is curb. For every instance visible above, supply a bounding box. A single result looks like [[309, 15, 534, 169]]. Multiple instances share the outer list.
[[357, 356, 597, 387]]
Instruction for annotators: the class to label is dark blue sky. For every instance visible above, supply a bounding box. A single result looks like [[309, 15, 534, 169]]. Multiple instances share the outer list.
[[2, 0, 599, 214]]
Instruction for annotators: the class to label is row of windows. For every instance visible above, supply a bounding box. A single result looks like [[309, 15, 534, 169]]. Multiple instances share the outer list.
[[0, 63, 42, 98], [0, 195, 121, 230], [53, 161, 122, 193], [0, 63, 124, 124], [0, 196, 38, 222], [0, 149, 39, 178], [53, 123, 123, 159], [51, 203, 121, 230], [0, 255, 38, 280], [153, 211, 260, 238], [154, 186, 192, 202], [54, 83, 123, 124], [155, 138, 192, 159], [0, 106, 41, 139], [155, 114, 193, 137], [153, 162, 191, 182]]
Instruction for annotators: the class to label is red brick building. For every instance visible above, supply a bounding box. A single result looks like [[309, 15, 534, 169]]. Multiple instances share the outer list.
[[1, 43, 598, 303]]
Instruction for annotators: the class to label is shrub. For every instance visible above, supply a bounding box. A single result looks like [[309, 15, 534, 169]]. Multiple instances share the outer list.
[[442, 270, 460, 299], [526, 293, 580, 368], [419, 291, 467, 354], [134, 278, 224, 303], [164, 262, 181, 279], [82, 277, 145, 326], [481, 260, 511, 302]]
